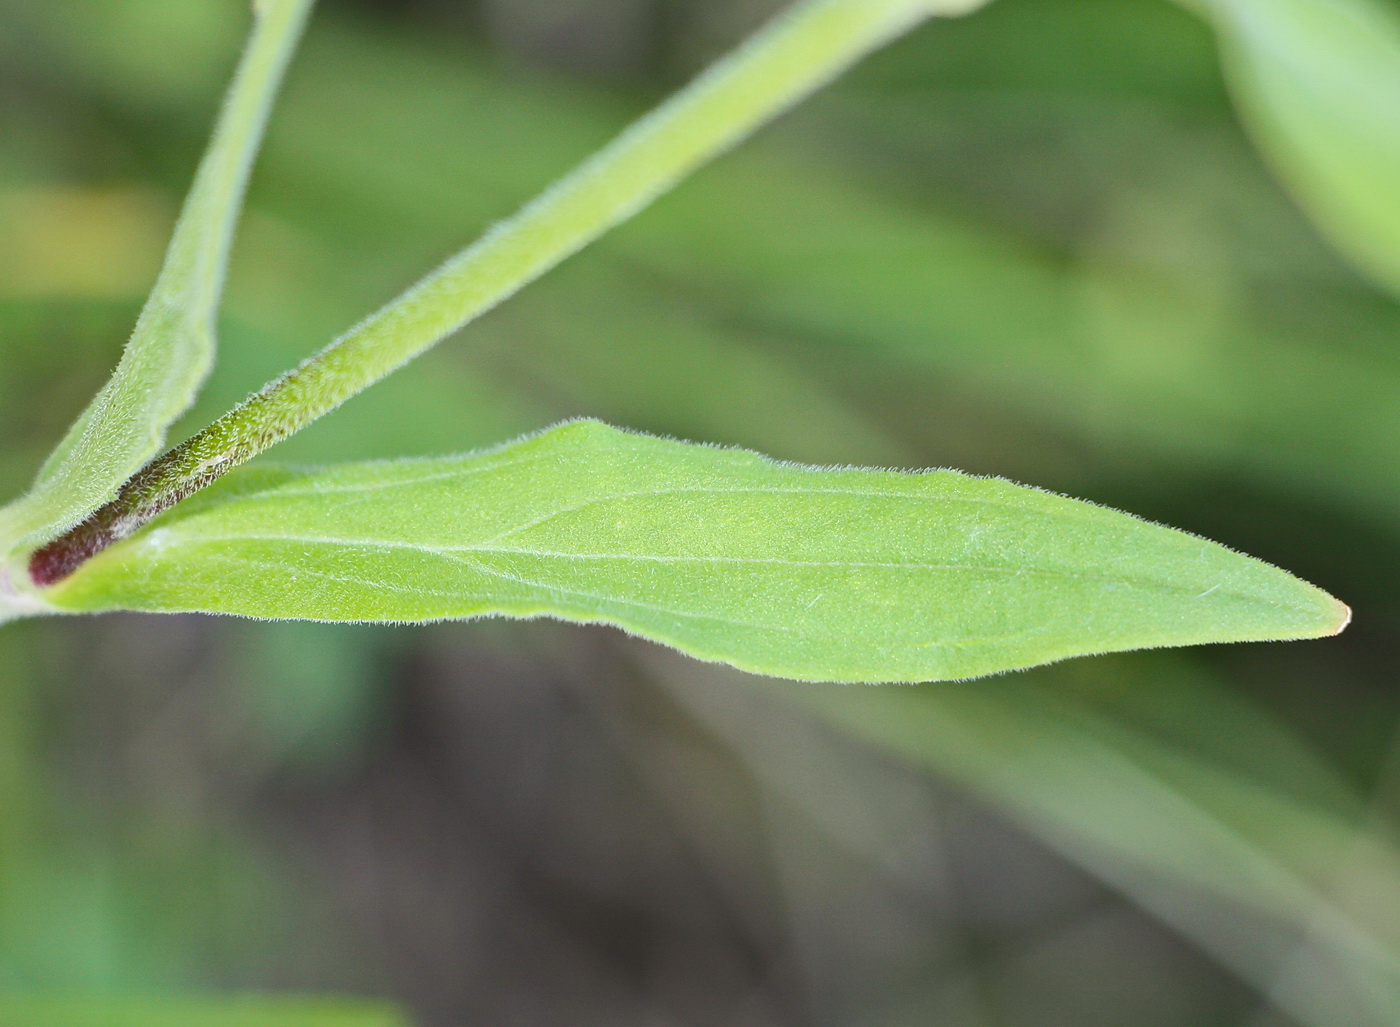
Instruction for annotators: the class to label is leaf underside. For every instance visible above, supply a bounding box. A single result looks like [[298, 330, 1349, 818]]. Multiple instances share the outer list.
[[41, 421, 1346, 683]]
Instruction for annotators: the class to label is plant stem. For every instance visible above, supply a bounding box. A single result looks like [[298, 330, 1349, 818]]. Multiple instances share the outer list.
[[28, 0, 992, 586], [0, 0, 316, 559]]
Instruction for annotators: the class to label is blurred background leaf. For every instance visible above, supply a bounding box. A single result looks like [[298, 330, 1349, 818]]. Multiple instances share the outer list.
[[0, 995, 408, 1027], [1185, 0, 1400, 299], [0, 0, 1396, 1024]]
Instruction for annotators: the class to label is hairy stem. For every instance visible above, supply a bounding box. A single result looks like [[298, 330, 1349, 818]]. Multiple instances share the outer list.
[[0, 0, 316, 557], [28, 0, 992, 586]]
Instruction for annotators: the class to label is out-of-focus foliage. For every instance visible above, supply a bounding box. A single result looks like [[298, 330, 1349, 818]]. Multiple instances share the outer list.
[[0, 0, 1396, 1025], [1185, 0, 1400, 297], [0, 996, 408, 1027], [801, 673, 1400, 1025]]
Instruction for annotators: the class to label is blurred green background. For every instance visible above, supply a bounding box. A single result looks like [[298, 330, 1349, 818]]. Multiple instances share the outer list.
[[1, 0, 1398, 1024]]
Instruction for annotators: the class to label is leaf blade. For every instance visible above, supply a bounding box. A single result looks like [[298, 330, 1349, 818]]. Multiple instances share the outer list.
[[39, 421, 1346, 682], [0, 0, 314, 552]]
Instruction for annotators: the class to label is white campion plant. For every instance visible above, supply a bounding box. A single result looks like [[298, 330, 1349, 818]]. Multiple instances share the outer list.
[[0, 0, 1352, 681]]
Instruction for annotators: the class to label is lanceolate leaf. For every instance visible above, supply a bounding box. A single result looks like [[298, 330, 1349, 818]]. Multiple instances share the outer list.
[[1184, 0, 1400, 295], [0, 0, 314, 553], [39, 421, 1347, 683]]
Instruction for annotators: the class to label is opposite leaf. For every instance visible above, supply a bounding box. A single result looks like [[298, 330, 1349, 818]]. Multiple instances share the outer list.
[[0, 0, 314, 554], [39, 421, 1347, 683], [1187, 0, 1400, 296]]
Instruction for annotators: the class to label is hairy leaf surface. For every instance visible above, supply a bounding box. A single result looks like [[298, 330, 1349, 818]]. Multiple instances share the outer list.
[[43, 421, 1346, 682], [1188, 0, 1400, 295], [0, 0, 312, 553]]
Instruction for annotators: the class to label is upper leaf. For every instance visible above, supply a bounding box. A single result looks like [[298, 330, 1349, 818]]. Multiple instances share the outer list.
[[39, 421, 1347, 683], [0, 0, 313, 554], [1186, 0, 1400, 295]]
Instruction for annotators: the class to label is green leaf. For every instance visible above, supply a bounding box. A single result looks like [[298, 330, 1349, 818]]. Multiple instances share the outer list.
[[1185, 0, 1400, 295], [0, 0, 313, 553], [0, 996, 408, 1027], [40, 421, 1346, 683]]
